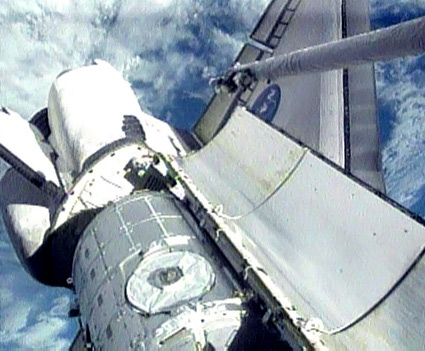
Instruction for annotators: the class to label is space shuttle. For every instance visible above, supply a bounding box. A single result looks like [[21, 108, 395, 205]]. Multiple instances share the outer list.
[[1, 0, 425, 350]]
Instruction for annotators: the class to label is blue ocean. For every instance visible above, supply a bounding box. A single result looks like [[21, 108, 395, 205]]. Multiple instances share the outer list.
[[0, 0, 424, 349]]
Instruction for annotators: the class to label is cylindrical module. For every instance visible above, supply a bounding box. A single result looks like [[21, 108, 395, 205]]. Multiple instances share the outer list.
[[72, 191, 254, 350]]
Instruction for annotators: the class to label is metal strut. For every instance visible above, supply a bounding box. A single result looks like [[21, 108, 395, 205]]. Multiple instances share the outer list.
[[0, 143, 65, 200], [215, 16, 425, 91]]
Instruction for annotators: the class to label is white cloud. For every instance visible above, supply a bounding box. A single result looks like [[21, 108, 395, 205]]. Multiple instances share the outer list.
[[369, 0, 425, 213], [0, 0, 268, 127], [0, 1, 268, 349], [2, 0, 424, 349], [0, 231, 77, 350], [374, 54, 425, 211], [103, 0, 269, 127]]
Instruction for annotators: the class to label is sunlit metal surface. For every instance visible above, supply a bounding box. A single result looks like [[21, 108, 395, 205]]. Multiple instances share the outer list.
[[181, 107, 425, 332]]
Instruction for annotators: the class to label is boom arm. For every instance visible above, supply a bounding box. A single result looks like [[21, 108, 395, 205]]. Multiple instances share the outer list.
[[228, 16, 425, 83]]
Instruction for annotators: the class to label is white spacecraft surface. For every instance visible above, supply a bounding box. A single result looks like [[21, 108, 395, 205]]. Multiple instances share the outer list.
[[1, 0, 425, 350]]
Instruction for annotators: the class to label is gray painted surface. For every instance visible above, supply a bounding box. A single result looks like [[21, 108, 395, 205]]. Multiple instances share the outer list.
[[72, 192, 248, 350], [345, 0, 385, 191]]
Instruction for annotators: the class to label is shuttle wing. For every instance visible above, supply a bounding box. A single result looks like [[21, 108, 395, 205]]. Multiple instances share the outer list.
[[193, 0, 384, 191], [184, 1, 425, 349]]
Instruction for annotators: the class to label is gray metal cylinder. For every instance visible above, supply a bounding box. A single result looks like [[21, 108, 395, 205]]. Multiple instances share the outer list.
[[72, 191, 247, 351]]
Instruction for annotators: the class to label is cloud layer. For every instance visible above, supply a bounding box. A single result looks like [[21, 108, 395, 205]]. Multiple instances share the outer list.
[[0, 225, 77, 350], [1, 1, 424, 350], [0, 0, 267, 349], [0, 0, 268, 128], [371, 0, 425, 214]]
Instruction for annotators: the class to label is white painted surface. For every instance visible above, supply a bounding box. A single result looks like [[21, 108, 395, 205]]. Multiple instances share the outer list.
[[182, 107, 425, 330], [48, 61, 183, 177], [0, 108, 59, 185], [126, 251, 215, 314], [319, 0, 344, 166], [183, 108, 306, 218], [247, 0, 345, 166], [51, 143, 148, 231]]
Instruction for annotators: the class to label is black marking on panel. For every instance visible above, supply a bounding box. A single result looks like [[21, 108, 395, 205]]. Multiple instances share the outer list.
[[97, 294, 103, 307], [171, 127, 202, 151], [81, 138, 143, 172], [106, 324, 113, 340], [122, 114, 146, 140], [343, 69, 351, 174], [29, 108, 51, 140], [341, 0, 348, 38], [341, 0, 351, 173]]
